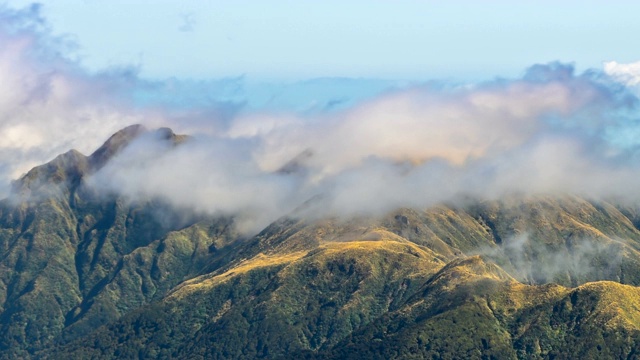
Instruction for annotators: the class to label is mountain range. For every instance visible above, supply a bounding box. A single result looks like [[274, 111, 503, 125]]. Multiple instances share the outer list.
[[2, 126, 640, 359]]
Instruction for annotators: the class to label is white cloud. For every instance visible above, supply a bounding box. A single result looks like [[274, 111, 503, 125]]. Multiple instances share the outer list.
[[0, 6, 174, 191], [604, 60, 640, 86], [84, 62, 640, 232], [4, 5, 640, 233]]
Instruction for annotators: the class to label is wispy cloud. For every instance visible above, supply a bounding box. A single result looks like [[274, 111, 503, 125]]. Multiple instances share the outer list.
[[4, 5, 640, 233], [604, 60, 640, 86], [0, 5, 233, 193], [88, 62, 640, 231], [473, 232, 626, 286]]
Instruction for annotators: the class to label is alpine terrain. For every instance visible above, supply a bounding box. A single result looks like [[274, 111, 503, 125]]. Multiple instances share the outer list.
[[2, 126, 640, 359]]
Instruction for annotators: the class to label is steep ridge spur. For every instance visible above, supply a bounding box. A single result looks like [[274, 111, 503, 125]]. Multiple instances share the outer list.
[[54, 196, 640, 358], [55, 206, 640, 359]]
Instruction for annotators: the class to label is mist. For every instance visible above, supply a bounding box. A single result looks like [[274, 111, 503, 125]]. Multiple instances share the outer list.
[[474, 232, 627, 286], [4, 6, 640, 232], [87, 65, 640, 231]]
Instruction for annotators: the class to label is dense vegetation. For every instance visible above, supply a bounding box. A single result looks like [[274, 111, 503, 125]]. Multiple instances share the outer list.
[[2, 126, 640, 359]]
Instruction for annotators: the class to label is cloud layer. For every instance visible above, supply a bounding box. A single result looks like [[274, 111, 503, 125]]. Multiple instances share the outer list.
[[605, 60, 640, 87], [4, 6, 640, 232], [90, 63, 640, 231], [0, 5, 168, 192]]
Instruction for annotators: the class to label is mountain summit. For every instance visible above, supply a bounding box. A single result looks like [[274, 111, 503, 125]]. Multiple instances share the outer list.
[[1, 127, 640, 359], [11, 125, 190, 198], [88, 124, 147, 170]]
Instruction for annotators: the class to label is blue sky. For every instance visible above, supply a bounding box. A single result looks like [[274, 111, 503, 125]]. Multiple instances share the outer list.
[[4, 0, 640, 81]]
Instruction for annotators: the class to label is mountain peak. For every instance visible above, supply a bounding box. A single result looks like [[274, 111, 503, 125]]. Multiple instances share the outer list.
[[13, 148, 89, 195], [156, 126, 189, 145], [11, 124, 189, 196], [88, 124, 147, 170]]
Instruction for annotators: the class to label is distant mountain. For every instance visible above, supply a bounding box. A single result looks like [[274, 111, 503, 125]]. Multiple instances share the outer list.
[[2, 127, 640, 359]]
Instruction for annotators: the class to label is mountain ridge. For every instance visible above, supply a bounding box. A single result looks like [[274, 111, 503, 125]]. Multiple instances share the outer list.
[[2, 126, 640, 358]]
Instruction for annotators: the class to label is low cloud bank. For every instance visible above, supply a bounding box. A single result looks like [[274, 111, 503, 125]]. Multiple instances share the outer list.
[[4, 6, 640, 231], [91, 62, 640, 231]]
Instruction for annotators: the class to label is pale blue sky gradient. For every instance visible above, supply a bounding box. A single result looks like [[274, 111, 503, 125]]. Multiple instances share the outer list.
[[5, 0, 640, 81]]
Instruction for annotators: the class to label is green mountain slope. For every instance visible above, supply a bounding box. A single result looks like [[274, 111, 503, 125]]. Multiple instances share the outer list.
[[52, 243, 640, 359], [3, 127, 640, 358], [313, 260, 640, 359]]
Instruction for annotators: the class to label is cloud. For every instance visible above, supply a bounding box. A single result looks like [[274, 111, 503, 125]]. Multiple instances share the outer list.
[[0, 5, 166, 193], [85, 62, 640, 232], [5, 5, 640, 233], [476, 232, 625, 286], [604, 60, 640, 86], [0, 5, 243, 195]]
